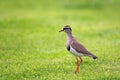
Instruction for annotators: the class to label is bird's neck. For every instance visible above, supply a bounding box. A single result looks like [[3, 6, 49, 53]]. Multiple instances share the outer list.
[[66, 32, 73, 40], [66, 32, 73, 47]]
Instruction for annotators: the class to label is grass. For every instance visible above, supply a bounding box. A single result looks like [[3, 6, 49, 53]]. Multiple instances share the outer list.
[[0, 0, 120, 80]]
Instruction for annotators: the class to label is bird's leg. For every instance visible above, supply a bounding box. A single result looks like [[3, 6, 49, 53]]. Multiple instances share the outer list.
[[75, 56, 82, 74], [79, 56, 82, 64], [75, 56, 80, 73], [75, 56, 79, 65]]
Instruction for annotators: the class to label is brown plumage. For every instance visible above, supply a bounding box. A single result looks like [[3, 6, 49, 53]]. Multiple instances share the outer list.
[[59, 25, 98, 74], [71, 40, 97, 59]]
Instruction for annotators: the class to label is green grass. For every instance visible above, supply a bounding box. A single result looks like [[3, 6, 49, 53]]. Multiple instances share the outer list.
[[0, 0, 120, 80]]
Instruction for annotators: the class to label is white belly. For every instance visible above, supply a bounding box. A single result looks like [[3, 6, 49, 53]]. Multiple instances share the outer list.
[[69, 46, 84, 56]]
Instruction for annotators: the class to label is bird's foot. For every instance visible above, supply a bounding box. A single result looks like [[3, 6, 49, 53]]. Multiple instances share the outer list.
[[75, 70, 79, 74]]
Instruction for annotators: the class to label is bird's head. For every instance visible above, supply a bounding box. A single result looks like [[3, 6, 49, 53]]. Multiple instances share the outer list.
[[59, 25, 72, 33]]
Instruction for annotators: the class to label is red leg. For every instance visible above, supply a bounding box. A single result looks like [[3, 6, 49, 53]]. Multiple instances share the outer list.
[[75, 56, 79, 64], [79, 56, 82, 64], [75, 56, 82, 74]]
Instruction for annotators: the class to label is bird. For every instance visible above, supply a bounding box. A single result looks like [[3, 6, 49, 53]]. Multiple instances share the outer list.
[[59, 25, 98, 74]]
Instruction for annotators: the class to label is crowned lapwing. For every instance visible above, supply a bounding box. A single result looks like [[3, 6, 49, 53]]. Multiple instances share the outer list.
[[59, 25, 98, 74]]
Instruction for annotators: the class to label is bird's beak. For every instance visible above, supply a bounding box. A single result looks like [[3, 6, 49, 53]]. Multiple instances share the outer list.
[[59, 30, 64, 32]]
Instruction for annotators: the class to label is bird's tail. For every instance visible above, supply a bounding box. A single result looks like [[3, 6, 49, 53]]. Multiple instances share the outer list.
[[86, 51, 98, 59], [92, 55, 98, 59], [88, 52, 98, 59]]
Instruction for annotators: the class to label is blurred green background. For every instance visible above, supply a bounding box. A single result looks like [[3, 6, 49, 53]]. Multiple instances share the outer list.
[[0, 0, 120, 80]]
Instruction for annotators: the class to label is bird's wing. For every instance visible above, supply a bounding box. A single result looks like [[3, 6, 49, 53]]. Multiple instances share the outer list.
[[70, 40, 93, 56]]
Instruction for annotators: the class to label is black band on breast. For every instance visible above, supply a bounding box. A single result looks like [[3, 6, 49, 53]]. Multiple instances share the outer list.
[[67, 46, 70, 51]]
